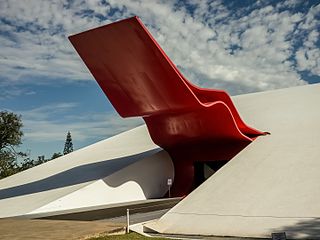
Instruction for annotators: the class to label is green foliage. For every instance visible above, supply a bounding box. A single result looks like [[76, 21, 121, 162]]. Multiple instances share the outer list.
[[19, 155, 49, 171], [51, 152, 62, 159], [63, 131, 73, 155], [0, 111, 23, 150], [0, 111, 65, 179], [0, 151, 19, 178], [19, 158, 36, 171], [0, 111, 25, 179]]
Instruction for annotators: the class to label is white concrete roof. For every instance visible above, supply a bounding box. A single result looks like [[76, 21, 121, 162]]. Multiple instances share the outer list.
[[146, 83, 320, 239], [1, 83, 319, 239], [0, 125, 174, 218]]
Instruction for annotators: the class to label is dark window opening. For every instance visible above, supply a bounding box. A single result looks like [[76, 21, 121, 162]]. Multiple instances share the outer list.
[[194, 161, 228, 188]]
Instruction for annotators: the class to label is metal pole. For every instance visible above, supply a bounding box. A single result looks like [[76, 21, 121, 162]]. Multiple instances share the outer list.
[[126, 208, 130, 233], [168, 185, 171, 198]]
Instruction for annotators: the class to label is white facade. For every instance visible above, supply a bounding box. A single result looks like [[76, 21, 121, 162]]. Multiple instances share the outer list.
[[1, 84, 319, 239], [0, 126, 174, 218], [146, 83, 320, 239]]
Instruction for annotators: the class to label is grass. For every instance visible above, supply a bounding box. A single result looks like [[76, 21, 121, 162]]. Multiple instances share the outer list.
[[88, 232, 171, 240]]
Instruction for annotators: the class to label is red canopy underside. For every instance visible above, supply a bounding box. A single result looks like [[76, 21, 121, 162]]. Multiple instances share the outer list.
[[69, 17, 264, 196]]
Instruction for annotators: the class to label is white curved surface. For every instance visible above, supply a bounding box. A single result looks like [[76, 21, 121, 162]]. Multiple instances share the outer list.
[[29, 151, 173, 214], [146, 83, 320, 239], [0, 125, 174, 218]]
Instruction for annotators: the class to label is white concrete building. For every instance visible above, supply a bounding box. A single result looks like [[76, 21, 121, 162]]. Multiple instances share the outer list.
[[0, 83, 319, 239], [146, 83, 320, 239]]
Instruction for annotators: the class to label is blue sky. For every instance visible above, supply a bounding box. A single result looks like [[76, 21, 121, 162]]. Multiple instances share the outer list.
[[0, 0, 319, 160]]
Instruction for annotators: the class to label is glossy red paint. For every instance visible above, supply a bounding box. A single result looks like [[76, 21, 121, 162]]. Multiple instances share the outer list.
[[69, 16, 264, 196]]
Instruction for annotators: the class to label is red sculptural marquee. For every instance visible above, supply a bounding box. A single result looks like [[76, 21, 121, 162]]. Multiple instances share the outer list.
[[69, 16, 264, 196]]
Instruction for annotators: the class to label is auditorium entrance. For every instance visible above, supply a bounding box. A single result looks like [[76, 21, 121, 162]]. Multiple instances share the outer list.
[[194, 161, 228, 188]]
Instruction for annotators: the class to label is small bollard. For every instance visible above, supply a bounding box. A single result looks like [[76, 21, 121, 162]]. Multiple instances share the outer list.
[[167, 178, 172, 198], [126, 208, 130, 233]]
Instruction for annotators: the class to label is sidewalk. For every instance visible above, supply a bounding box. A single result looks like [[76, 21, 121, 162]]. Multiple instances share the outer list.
[[0, 198, 181, 239], [0, 218, 125, 240]]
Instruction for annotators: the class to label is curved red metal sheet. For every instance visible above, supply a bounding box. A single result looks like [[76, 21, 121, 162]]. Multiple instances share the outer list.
[[69, 16, 265, 196], [69, 17, 199, 117]]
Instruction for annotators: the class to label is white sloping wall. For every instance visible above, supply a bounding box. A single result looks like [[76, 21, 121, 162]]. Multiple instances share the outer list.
[[0, 125, 173, 218], [146, 84, 320, 239], [28, 151, 173, 214]]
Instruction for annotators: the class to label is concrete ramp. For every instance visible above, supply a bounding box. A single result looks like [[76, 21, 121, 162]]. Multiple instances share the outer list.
[[0, 125, 174, 218], [146, 84, 320, 239]]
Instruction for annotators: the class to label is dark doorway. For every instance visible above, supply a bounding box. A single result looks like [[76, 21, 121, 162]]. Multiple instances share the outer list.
[[194, 161, 228, 188]]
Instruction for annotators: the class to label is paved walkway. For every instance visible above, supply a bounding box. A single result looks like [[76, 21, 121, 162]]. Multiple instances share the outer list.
[[0, 198, 181, 239], [0, 219, 125, 240]]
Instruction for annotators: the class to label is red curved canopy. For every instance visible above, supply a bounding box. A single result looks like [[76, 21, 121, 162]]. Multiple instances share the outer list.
[[69, 16, 264, 196]]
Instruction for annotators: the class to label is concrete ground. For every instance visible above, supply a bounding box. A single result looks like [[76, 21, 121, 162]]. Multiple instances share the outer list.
[[0, 218, 125, 240], [0, 198, 180, 240], [105, 209, 170, 225]]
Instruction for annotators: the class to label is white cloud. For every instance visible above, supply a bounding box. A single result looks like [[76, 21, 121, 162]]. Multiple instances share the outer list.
[[0, 0, 319, 95], [105, 0, 316, 94], [1, 0, 319, 159], [0, 0, 108, 82], [0, 81, 36, 100], [13, 103, 143, 143], [295, 23, 320, 75]]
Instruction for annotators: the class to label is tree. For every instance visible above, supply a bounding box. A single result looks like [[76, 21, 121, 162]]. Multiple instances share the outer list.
[[63, 131, 73, 155], [51, 152, 62, 159], [0, 111, 25, 178], [19, 157, 36, 171], [19, 155, 49, 171], [0, 151, 19, 178]]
